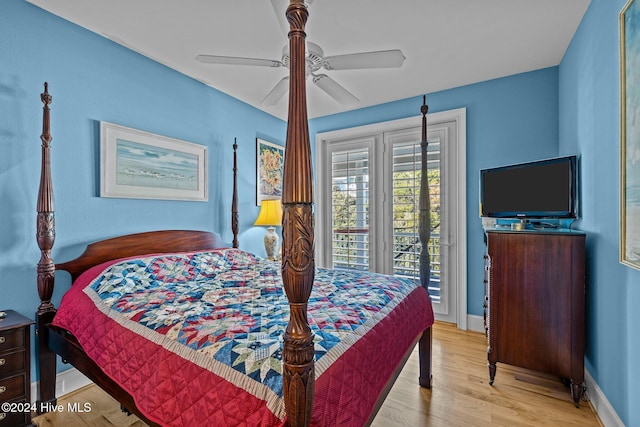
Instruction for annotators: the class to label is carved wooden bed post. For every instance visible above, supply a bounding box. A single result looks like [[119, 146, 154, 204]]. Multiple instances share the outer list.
[[232, 139, 239, 248], [281, 1, 315, 425], [418, 95, 433, 388], [35, 82, 58, 408]]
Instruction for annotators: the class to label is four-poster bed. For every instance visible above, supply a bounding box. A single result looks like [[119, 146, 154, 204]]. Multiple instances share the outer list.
[[34, 2, 434, 426]]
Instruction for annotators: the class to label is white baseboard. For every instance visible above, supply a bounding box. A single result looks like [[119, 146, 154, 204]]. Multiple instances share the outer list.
[[466, 314, 484, 332], [31, 367, 93, 403], [584, 369, 624, 427]]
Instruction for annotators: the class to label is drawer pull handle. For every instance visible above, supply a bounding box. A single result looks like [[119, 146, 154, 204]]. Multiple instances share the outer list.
[[0, 385, 5, 394], [0, 337, 5, 344], [0, 358, 4, 366]]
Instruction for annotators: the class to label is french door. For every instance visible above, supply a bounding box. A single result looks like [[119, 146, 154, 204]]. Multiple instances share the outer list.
[[316, 109, 466, 325]]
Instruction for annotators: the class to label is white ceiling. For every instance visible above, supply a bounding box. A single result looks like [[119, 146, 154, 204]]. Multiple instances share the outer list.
[[26, 0, 590, 120]]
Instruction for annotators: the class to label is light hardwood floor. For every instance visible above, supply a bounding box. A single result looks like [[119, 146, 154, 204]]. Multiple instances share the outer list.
[[32, 322, 602, 426]]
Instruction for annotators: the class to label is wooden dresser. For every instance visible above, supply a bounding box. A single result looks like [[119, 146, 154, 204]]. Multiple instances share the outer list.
[[484, 229, 586, 406], [0, 310, 35, 426]]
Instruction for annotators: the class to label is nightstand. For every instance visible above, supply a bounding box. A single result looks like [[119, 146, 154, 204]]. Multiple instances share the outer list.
[[0, 310, 35, 427]]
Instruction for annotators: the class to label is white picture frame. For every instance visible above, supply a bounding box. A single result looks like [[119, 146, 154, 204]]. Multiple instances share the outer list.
[[100, 122, 207, 201], [620, 0, 640, 270]]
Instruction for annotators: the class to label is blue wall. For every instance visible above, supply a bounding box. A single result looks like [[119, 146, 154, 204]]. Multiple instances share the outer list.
[[311, 67, 561, 318], [560, 0, 639, 424], [1, 0, 285, 374]]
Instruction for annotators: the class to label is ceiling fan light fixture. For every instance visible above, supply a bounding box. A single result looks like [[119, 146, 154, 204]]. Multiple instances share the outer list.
[[199, 0, 403, 108], [281, 41, 324, 74]]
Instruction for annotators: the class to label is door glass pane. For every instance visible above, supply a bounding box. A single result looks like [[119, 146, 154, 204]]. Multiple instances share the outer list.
[[331, 148, 369, 271], [392, 139, 442, 302]]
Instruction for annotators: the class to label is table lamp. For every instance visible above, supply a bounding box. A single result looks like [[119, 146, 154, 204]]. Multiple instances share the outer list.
[[254, 199, 283, 260]]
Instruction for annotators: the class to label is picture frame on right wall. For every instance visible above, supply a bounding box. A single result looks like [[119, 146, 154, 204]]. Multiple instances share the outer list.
[[620, 0, 640, 270]]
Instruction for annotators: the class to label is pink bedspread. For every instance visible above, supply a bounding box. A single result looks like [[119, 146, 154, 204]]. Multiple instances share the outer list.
[[53, 248, 434, 426]]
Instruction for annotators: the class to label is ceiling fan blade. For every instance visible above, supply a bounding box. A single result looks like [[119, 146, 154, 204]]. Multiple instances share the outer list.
[[196, 54, 282, 68], [323, 49, 406, 70], [312, 74, 359, 106], [261, 76, 290, 105], [270, 0, 314, 36]]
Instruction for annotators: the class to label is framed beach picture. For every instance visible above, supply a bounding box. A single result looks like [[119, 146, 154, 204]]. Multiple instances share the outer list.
[[621, 0, 640, 270], [100, 122, 207, 201], [256, 138, 284, 205]]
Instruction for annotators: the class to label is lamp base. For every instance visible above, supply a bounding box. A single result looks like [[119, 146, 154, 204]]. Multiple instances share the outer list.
[[264, 226, 279, 260]]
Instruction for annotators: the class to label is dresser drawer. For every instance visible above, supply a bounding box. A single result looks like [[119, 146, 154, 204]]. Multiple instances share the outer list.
[[0, 329, 25, 353], [0, 351, 25, 379], [0, 374, 26, 402]]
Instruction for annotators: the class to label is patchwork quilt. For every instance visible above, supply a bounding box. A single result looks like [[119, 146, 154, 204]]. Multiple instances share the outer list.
[[53, 248, 434, 426]]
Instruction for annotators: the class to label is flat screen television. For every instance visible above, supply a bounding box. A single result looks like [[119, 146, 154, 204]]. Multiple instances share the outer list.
[[480, 155, 578, 218]]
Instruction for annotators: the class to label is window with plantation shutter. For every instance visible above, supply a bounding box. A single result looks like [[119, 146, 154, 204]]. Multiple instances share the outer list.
[[330, 146, 371, 271]]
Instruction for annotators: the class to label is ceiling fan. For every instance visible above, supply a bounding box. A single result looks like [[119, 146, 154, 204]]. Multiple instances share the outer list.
[[195, 0, 406, 107]]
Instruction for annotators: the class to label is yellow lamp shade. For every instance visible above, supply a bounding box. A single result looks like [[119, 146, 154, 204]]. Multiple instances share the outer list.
[[254, 199, 283, 227]]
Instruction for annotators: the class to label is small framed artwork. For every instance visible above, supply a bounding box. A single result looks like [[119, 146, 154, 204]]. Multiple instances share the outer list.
[[100, 122, 207, 201], [620, 0, 640, 270], [256, 138, 284, 205]]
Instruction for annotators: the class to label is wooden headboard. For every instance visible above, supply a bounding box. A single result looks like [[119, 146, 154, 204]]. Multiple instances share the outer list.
[[55, 230, 226, 282]]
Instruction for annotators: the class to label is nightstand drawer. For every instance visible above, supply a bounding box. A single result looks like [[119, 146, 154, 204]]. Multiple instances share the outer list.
[[0, 329, 25, 353], [0, 311, 34, 427], [0, 374, 26, 402], [0, 351, 25, 379], [0, 405, 27, 426]]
